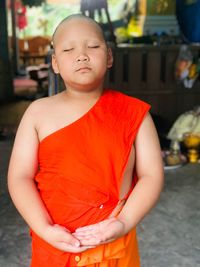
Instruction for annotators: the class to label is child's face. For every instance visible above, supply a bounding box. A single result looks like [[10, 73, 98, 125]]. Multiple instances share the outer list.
[[52, 18, 113, 92]]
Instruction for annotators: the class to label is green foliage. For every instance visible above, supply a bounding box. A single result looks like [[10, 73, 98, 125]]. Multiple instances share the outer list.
[[21, 0, 46, 7]]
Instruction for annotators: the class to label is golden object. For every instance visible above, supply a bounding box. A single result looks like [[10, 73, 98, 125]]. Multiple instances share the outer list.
[[165, 140, 182, 165], [165, 153, 181, 166], [183, 133, 200, 163]]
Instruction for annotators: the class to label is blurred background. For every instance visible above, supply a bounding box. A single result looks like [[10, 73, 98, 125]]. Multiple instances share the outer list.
[[0, 1, 200, 266]]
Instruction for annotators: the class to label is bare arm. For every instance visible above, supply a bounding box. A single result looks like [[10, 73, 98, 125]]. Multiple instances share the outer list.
[[8, 102, 93, 252], [74, 113, 164, 244], [8, 104, 51, 235], [117, 113, 164, 231]]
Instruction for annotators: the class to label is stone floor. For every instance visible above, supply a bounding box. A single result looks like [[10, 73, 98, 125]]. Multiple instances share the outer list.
[[138, 164, 200, 267], [0, 136, 200, 267]]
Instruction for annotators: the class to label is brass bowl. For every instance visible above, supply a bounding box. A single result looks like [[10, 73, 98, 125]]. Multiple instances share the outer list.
[[183, 133, 200, 163], [183, 133, 200, 148]]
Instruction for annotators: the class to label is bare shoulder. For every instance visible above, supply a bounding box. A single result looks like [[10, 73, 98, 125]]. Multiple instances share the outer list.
[[23, 93, 63, 121], [27, 93, 61, 113], [22, 92, 68, 140]]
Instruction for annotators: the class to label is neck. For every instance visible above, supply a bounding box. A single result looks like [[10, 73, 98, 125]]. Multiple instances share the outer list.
[[64, 87, 104, 101]]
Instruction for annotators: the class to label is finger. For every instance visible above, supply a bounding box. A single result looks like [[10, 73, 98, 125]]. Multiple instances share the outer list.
[[75, 224, 97, 232], [90, 226, 116, 242], [75, 219, 115, 236], [73, 228, 98, 237], [76, 233, 115, 245], [74, 218, 119, 239], [75, 218, 114, 233], [78, 237, 102, 246], [73, 232, 101, 242], [97, 220, 124, 242], [73, 231, 102, 246], [60, 232, 81, 247]]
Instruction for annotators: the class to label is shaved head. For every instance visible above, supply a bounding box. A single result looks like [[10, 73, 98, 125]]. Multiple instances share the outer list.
[[52, 14, 106, 48]]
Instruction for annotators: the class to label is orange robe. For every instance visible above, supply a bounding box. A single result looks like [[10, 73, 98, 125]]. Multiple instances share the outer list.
[[31, 89, 150, 267]]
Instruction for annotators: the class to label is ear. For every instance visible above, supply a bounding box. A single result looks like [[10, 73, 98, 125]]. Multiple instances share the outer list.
[[107, 47, 113, 69], [51, 53, 59, 74]]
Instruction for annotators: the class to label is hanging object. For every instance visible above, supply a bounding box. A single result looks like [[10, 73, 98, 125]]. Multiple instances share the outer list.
[[7, 0, 27, 30], [16, 4, 27, 30], [175, 45, 200, 89]]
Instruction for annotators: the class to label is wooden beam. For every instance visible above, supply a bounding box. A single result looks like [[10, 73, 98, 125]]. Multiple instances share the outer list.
[[0, 0, 14, 101]]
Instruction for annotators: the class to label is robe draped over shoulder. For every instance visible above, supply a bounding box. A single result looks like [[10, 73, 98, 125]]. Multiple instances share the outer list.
[[31, 89, 150, 267]]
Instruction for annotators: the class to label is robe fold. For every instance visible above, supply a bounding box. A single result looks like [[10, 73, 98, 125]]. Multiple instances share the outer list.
[[31, 89, 150, 267]]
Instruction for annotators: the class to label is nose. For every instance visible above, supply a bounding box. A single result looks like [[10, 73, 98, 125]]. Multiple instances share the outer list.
[[76, 51, 89, 62]]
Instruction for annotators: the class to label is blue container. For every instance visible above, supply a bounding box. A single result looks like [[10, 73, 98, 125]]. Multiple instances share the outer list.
[[176, 0, 200, 43]]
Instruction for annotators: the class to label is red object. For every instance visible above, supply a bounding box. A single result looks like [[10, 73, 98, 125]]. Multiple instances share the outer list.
[[31, 89, 150, 266], [17, 5, 27, 30], [7, 0, 27, 30]]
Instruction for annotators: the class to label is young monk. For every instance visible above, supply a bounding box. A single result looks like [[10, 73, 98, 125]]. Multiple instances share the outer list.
[[8, 14, 164, 267]]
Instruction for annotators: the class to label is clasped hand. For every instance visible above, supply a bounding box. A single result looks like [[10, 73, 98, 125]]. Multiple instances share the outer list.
[[43, 217, 125, 253], [73, 217, 125, 246]]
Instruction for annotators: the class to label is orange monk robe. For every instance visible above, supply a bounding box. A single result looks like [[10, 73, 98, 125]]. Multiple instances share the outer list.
[[31, 89, 150, 267]]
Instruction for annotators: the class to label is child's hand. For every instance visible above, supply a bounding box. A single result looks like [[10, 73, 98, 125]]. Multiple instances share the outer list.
[[73, 217, 125, 246], [42, 224, 95, 252]]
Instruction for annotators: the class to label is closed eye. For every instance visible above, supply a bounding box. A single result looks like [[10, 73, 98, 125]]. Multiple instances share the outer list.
[[63, 48, 73, 52], [88, 45, 100, 48]]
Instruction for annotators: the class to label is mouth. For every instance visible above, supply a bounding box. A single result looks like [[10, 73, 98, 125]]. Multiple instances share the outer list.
[[76, 67, 91, 72]]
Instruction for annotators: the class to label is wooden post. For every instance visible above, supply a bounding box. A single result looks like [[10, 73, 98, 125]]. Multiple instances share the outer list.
[[0, 0, 14, 101], [10, 0, 21, 75]]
